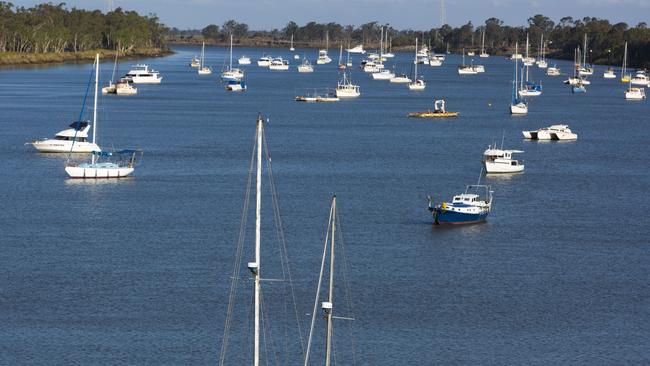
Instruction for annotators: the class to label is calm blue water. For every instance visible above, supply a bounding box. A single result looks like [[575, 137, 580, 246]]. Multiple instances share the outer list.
[[1, 45, 649, 365]]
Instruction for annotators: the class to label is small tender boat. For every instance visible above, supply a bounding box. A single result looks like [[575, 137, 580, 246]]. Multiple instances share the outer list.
[[297, 57, 313, 73], [522, 124, 577, 140], [389, 74, 411, 83], [269, 57, 289, 71], [257, 56, 271, 67], [427, 184, 493, 225], [408, 99, 458, 118], [335, 73, 360, 98], [482, 144, 524, 174], [123, 64, 162, 84], [238, 56, 252, 65]]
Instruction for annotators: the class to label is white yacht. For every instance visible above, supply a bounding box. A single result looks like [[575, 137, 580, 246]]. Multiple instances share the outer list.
[[269, 58, 289, 71], [408, 38, 426, 90], [630, 71, 648, 86], [197, 42, 212, 75], [335, 73, 360, 98], [297, 58, 313, 73], [603, 67, 616, 79], [316, 49, 332, 64], [625, 85, 646, 100], [363, 61, 380, 73], [238, 56, 252, 65], [346, 44, 366, 54], [189, 56, 200, 68], [123, 64, 162, 84], [429, 58, 443, 67], [547, 66, 561, 76], [30, 121, 100, 153], [416, 46, 429, 58], [390, 74, 412, 83], [537, 60, 548, 69], [522, 124, 577, 140], [467, 51, 475, 56], [257, 56, 271, 67], [482, 145, 525, 174], [372, 69, 395, 80]]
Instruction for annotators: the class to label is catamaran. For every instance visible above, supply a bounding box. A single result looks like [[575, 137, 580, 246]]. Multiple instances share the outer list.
[[408, 38, 426, 90], [197, 42, 212, 75], [65, 54, 140, 178]]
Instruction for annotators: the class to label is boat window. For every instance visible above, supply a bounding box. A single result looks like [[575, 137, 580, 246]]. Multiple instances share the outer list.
[[511, 162, 517, 165]]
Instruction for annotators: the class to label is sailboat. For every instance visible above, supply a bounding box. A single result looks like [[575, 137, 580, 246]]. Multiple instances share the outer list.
[[338, 45, 346, 70], [290, 34, 295, 51], [317, 32, 332, 64], [65, 54, 140, 178], [519, 53, 542, 97], [101, 53, 137, 95], [536, 34, 548, 68], [383, 31, 395, 58], [510, 43, 528, 115], [218, 114, 304, 366], [621, 41, 631, 83], [303, 196, 357, 366], [571, 49, 587, 93], [479, 29, 489, 58], [221, 34, 244, 81], [197, 42, 212, 75], [578, 34, 594, 76], [408, 38, 426, 90], [523, 33, 534, 66], [346, 47, 353, 67], [457, 49, 477, 75]]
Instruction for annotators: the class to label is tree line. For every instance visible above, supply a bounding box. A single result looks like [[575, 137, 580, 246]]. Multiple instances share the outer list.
[[0, 2, 167, 54], [168, 15, 649, 68]]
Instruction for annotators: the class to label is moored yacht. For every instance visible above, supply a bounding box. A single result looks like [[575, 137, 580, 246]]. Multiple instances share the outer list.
[[123, 64, 162, 84], [427, 184, 493, 225], [297, 57, 313, 73], [482, 145, 525, 174], [346, 44, 366, 54], [603, 67, 616, 79], [630, 71, 648, 86], [317, 49, 332, 64], [389, 74, 411, 83], [547, 65, 561, 76], [371, 69, 395, 80], [238, 56, 252, 65], [268, 57, 289, 71], [625, 85, 646, 100], [257, 56, 271, 67], [30, 121, 100, 153]]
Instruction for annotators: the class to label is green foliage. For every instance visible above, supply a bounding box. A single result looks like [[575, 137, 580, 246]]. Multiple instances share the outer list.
[[0, 2, 167, 53]]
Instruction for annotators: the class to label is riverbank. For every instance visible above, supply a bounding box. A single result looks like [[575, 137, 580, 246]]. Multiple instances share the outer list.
[[0, 48, 173, 66]]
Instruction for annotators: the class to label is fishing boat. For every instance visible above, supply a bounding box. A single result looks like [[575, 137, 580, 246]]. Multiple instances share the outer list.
[[222, 34, 244, 80], [197, 42, 212, 75], [625, 83, 646, 100], [621, 42, 631, 83], [238, 55, 251, 65], [317, 32, 332, 64], [479, 29, 489, 58], [603, 67, 616, 79], [482, 144, 525, 174], [335, 73, 360, 98], [303, 196, 357, 366], [523, 124, 577, 140], [510, 43, 528, 115], [428, 184, 493, 225], [408, 38, 426, 90], [547, 65, 561, 76], [408, 99, 459, 118], [123, 64, 162, 84], [65, 54, 139, 178], [297, 57, 314, 73], [257, 56, 271, 67], [269, 57, 289, 71]]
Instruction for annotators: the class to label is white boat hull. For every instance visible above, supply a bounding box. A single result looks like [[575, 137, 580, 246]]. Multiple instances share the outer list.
[[65, 166, 134, 178], [257, 61, 270, 67], [484, 161, 524, 174], [458, 68, 477, 75], [336, 90, 360, 98], [297, 65, 313, 73], [625, 89, 646, 100], [372, 72, 394, 80], [603, 72, 616, 79], [510, 104, 528, 115], [116, 86, 137, 95], [389, 77, 411, 83], [429, 59, 443, 66], [519, 90, 542, 97], [31, 140, 100, 153], [198, 67, 212, 75], [269, 65, 289, 71], [408, 81, 426, 90]]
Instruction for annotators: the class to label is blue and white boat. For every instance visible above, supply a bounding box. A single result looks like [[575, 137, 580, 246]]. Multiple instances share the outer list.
[[572, 80, 587, 93], [428, 185, 493, 225]]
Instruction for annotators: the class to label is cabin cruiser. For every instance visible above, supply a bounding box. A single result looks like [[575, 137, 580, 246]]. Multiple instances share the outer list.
[[30, 121, 100, 153], [416, 46, 429, 58], [630, 71, 648, 86], [427, 185, 493, 225], [578, 66, 594, 76], [238, 56, 252, 65], [458, 65, 478, 75], [473, 65, 485, 73], [189, 56, 200, 68], [429, 58, 443, 67], [625, 86, 646, 100], [346, 44, 366, 54], [257, 56, 272, 67], [372, 69, 395, 80], [363, 61, 380, 73], [123, 64, 162, 84], [335, 73, 360, 98], [316, 49, 332, 64], [482, 145, 524, 174], [522, 124, 577, 140], [603, 67, 616, 79], [546, 66, 561, 76], [269, 58, 289, 70]]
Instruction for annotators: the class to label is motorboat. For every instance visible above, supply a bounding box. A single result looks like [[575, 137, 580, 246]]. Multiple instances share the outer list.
[[522, 124, 577, 140], [482, 145, 524, 174], [547, 66, 561, 76], [429, 58, 443, 67], [123, 64, 162, 84], [257, 56, 271, 67], [297, 58, 313, 73], [225, 79, 247, 92], [578, 66, 594, 76], [363, 61, 380, 73], [427, 185, 493, 225], [389, 74, 411, 83], [407, 99, 458, 118], [294, 54, 300, 60], [317, 49, 332, 64], [65, 54, 139, 178], [335, 73, 360, 98], [625, 85, 646, 100], [346, 44, 366, 54], [458, 65, 477, 75], [115, 79, 137, 95], [238, 56, 252, 65], [30, 121, 100, 153], [416, 46, 429, 57], [269, 58, 289, 71], [371, 69, 395, 80], [630, 71, 648, 86], [603, 67, 616, 79], [189, 56, 200, 68], [537, 60, 548, 69], [510, 53, 523, 60], [467, 51, 475, 56]]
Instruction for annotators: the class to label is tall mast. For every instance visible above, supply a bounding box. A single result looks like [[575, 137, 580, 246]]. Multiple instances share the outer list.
[[92, 53, 99, 164], [513, 43, 518, 103], [622, 41, 627, 76], [414, 38, 418, 80], [481, 29, 485, 54], [583, 34, 587, 67], [380, 26, 383, 56], [200, 42, 205, 68], [253, 115, 263, 366], [525, 33, 529, 59], [229, 34, 233, 70], [324, 196, 336, 366]]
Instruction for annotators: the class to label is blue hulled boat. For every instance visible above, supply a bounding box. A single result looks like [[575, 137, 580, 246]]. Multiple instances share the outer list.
[[428, 185, 493, 225]]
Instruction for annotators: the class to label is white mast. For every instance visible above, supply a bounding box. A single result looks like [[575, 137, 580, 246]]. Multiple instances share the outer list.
[[622, 41, 628, 77], [525, 33, 529, 59], [229, 34, 233, 70], [324, 196, 336, 366], [253, 115, 263, 366], [583, 34, 587, 67], [91, 53, 99, 164], [380, 26, 383, 56], [414, 38, 418, 80], [200, 42, 205, 69], [481, 29, 485, 54], [290, 34, 294, 50]]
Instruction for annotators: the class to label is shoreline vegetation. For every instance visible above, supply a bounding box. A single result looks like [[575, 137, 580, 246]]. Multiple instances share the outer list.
[[0, 48, 172, 66]]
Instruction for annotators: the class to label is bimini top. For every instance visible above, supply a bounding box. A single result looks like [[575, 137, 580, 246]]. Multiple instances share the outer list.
[[56, 121, 91, 138]]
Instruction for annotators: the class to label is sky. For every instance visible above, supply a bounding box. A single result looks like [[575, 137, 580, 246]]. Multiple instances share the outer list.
[[11, 0, 650, 30]]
